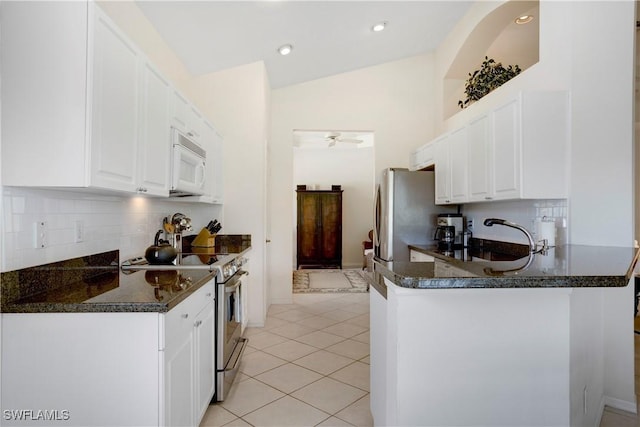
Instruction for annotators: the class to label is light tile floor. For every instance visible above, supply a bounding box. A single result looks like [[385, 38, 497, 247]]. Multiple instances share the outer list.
[[200, 292, 373, 427]]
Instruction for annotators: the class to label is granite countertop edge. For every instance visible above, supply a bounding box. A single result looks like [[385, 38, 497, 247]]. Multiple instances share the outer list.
[[375, 267, 629, 290], [376, 243, 639, 290], [1, 271, 216, 314]]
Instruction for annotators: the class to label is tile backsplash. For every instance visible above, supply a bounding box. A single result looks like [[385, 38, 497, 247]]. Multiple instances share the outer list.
[[1, 187, 222, 272], [462, 199, 568, 246]]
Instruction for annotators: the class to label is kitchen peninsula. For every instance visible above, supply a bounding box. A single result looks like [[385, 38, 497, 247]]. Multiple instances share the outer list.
[[370, 243, 639, 426]]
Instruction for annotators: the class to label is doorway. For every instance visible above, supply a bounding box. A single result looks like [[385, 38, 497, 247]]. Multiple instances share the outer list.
[[292, 130, 375, 290]]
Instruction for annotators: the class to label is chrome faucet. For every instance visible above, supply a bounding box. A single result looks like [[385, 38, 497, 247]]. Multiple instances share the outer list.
[[483, 218, 542, 253]]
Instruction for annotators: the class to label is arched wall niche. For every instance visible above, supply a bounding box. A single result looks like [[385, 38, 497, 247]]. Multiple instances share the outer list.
[[443, 0, 539, 119]]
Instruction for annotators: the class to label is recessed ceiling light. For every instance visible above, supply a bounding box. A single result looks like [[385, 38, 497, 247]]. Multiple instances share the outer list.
[[515, 15, 534, 25], [372, 21, 387, 32], [278, 44, 293, 55]]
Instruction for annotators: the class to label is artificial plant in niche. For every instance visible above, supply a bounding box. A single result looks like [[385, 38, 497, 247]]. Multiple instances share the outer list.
[[458, 57, 522, 109]]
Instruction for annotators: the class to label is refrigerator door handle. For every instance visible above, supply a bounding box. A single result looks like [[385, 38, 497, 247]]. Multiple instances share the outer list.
[[374, 184, 381, 251]]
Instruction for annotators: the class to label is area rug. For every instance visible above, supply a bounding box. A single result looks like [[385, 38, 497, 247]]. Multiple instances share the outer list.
[[293, 269, 368, 293]]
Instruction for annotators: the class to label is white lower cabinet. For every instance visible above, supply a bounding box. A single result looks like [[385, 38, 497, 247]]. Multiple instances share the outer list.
[[164, 282, 216, 427], [0, 281, 215, 427]]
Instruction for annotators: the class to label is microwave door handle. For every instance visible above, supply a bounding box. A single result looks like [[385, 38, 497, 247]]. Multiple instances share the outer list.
[[197, 163, 206, 188]]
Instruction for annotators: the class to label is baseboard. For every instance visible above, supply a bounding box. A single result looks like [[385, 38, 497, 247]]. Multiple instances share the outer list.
[[269, 297, 293, 305], [246, 320, 265, 328], [603, 395, 638, 414]]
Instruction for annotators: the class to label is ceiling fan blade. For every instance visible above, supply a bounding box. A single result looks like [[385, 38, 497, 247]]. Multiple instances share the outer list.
[[337, 138, 363, 144]]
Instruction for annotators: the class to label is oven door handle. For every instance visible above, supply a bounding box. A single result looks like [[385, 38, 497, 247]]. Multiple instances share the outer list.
[[224, 270, 248, 292]]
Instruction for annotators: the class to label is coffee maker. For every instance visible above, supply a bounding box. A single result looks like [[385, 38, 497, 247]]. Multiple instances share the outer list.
[[434, 213, 465, 250]]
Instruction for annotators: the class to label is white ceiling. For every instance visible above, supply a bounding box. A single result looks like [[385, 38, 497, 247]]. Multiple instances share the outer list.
[[135, 1, 473, 89]]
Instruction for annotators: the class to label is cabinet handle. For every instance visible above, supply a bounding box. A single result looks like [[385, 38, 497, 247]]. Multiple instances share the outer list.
[[137, 187, 148, 193], [206, 293, 212, 297], [485, 196, 493, 200], [181, 314, 189, 319], [194, 320, 202, 327]]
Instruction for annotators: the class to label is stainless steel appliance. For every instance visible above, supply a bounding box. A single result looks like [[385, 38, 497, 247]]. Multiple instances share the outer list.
[[374, 168, 455, 262], [170, 127, 206, 197], [121, 251, 249, 402], [213, 256, 248, 401], [434, 213, 465, 249]]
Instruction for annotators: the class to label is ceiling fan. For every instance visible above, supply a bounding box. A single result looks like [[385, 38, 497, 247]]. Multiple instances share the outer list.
[[324, 132, 363, 147]]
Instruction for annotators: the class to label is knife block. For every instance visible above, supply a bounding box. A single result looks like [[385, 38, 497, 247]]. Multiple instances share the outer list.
[[191, 227, 216, 248]]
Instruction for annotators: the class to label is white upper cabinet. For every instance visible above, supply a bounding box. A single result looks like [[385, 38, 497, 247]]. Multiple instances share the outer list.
[[171, 91, 204, 145], [434, 134, 452, 205], [1, 2, 220, 201], [2, 2, 168, 194], [448, 127, 468, 203], [429, 91, 568, 205], [205, 122, 224, 204], [90, 9, 141, 193], [409, 141, 436, 171], [137, 62, 172, 196], [467, 114, 492, 201], [491, 99, 521, 199]]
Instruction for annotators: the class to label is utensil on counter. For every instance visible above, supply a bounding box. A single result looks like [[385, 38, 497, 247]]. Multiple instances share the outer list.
[[171, 212, 193, 233], [163, 217, 175, 234], [145, 230, 178, 265]]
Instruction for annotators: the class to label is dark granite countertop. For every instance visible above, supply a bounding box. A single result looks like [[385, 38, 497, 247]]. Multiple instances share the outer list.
[[374, 243, 639, 290], [1, 235, 252, 313]]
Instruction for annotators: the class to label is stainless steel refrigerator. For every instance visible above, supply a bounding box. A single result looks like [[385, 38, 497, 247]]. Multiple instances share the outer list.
[[374, 168, 455, 262]]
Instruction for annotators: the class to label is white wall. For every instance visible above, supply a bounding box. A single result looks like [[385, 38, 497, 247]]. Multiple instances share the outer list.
[[270, 53, 438, 304], [293, 146, 375, 268], [187, 62, 270, 327]]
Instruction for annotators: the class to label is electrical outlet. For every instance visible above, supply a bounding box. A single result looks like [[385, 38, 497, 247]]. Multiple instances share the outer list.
[[74, 220, 84, 243], [34, 221, 47, 249], [467, 218, 474, 230]]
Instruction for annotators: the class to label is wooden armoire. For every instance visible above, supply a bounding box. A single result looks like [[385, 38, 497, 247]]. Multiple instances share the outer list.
[[296, 186, 343, 269]]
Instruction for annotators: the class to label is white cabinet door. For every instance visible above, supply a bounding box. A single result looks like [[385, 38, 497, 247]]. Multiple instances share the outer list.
[[171, 90, 204, 144], [449, 127, 468, 203], [209, 123, 224, 204], [164, 281, 215, 427], [90, 8, 140, 192], [194, 301, 216, 422], [137, 61, 171, 196], [467, 114, 492, 202], [434, 135, 452, 204], [409, 142, 436, 171], [492, 99, 521, 200], [165, 304, 196, 427]]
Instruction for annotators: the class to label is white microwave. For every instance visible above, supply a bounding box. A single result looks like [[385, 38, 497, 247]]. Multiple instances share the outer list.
[[170, 128, 206, 197]]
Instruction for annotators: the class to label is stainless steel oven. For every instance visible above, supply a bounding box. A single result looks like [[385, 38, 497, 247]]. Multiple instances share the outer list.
[[215, 258, 248, 401]]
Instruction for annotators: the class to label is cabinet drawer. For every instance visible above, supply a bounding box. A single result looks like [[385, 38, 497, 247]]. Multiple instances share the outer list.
[[165, 282, 214, 340]]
